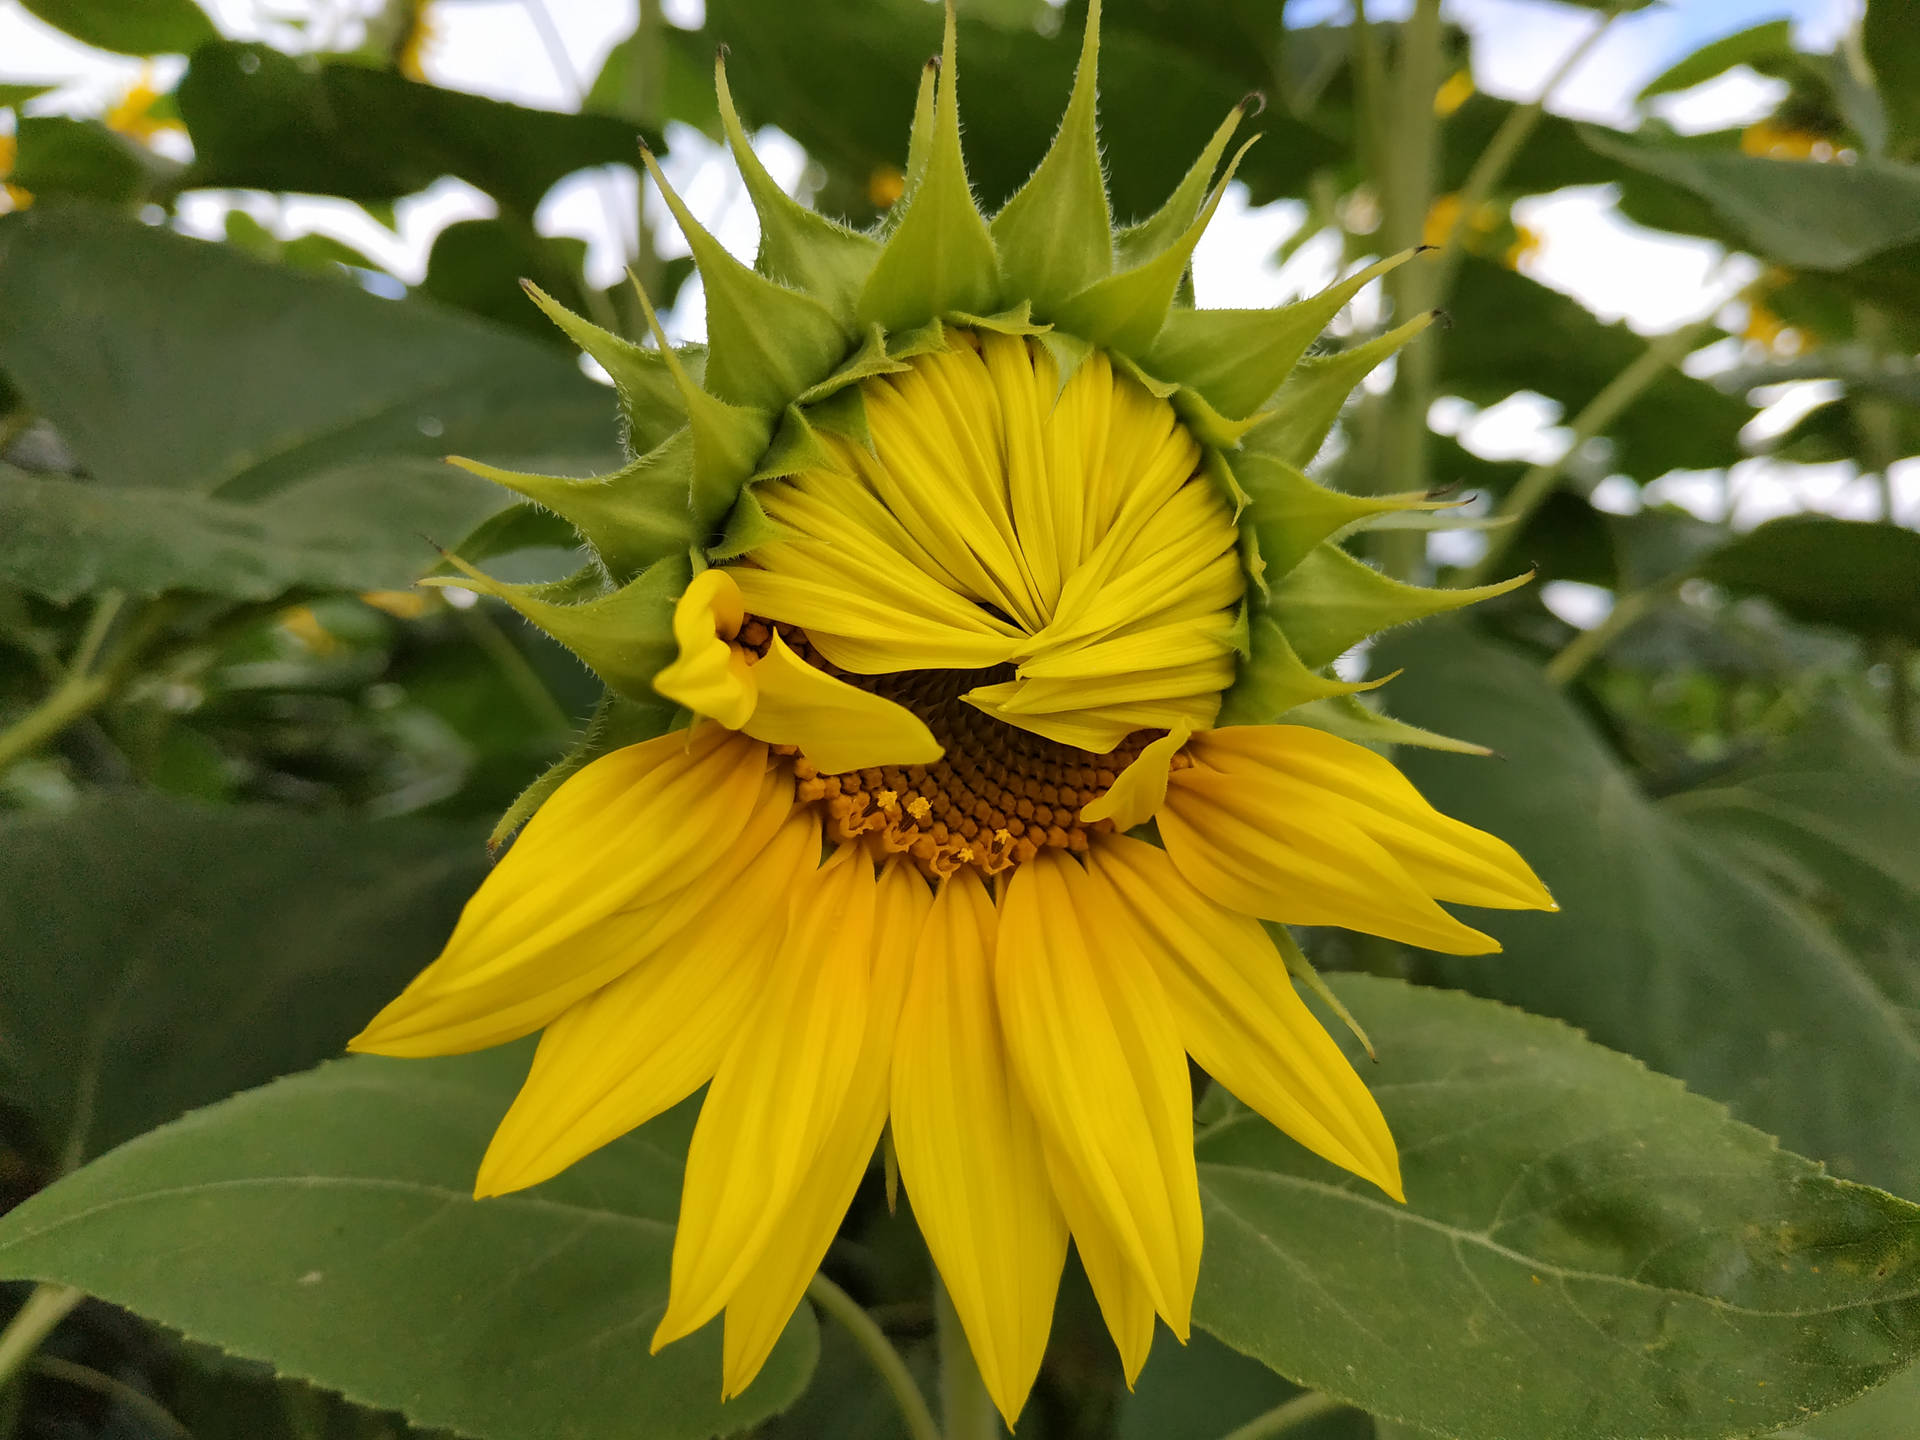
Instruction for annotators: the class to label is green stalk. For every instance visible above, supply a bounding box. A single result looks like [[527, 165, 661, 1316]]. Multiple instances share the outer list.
[[1218, 1389, 1352, 1440], [27, 1358, 191, 1440], [0, 1285, 84, 1393], [1372, 0, 1443, 580], [1460, 317, 1715, 588], [1543, 575, 1683, 688], [935, 1274, 999, 1440], [807, 1275, 941, 1440], [0, 596, 172, 778]]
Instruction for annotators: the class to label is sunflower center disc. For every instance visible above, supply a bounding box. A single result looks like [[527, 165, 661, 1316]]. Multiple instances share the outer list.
[[742, 618, 1180, 877]]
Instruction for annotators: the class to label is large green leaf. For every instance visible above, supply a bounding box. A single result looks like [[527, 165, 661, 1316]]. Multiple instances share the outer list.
[[0, 1053, 818, 1440], [1695, 516, 1920, 642], [1196, 975, 1920, 1440], [0, 795, 484, 1164], [1376, 624, 1920, 1199], [19, 0, 216, 56], [177, 43, 658, 214], [1635, 21, 1796, 103], [1587, 129, 1920, 270], [6, 115, 178, 203], [0, 206, 622, 601], [1864, 0, 1920, 162], [1439, 260, 1751, 482]]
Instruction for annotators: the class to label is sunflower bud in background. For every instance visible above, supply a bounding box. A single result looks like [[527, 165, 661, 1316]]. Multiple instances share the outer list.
[[350, 0, 1554, 1422]]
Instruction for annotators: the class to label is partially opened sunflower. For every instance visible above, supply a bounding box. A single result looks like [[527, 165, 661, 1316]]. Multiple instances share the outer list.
[[352, 2, 1554, 1423]]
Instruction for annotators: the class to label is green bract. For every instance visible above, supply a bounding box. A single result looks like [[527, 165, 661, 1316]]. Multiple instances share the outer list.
[[454, 0, 1524, 846]]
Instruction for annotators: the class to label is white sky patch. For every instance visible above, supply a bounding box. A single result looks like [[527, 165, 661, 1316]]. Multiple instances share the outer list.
[[1541, 579, 1615, 630], [1650, 66, 1790, 135]]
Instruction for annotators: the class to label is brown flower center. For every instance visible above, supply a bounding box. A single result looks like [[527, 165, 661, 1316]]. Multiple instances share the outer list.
[[739, 618, 1184, 877]]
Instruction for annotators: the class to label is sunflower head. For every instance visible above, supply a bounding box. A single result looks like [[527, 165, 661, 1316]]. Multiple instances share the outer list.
[[367, 2, 1557, 1424], [436, 0, 1526, 833]]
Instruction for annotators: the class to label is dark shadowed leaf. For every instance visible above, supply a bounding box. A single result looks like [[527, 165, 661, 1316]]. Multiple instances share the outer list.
[[0, 794, 484, 1163], [6, 115, 178, 202], [1376, 623, 1920, 1199], [1864, 0, 1920, 161], [1196, 975, 1920, 1440], [0, 205, 620, 601], [19, 0, 215, 56], [0, 1054, 818, 1440], [1695, 516, 1920, 642]]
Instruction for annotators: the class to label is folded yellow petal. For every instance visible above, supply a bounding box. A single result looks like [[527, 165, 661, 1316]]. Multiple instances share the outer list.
[[473, 804, 821, 1197], [1080, 725, 1190, 830], [350, 726, 771, 1056], [891, 871, 1067, 1427], [721, 858, 932, 1398], [742, 631, 943, 772], [654, 568, 756, 729], [654, 847, 879, 1348], [1088, 834, 1402, 1199], [996, 850, 1202, 1336], [1195, 726, 1556, 911], [1162, 761, 1500, 954]]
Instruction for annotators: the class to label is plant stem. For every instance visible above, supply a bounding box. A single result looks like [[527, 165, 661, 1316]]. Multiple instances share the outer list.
[[1461, 317, 1716, 588], [28, 1357, 191, 1439], [0, 596, 170, 778], [807, 1274, 941, 1440], [458, 606, 574, 734], [1543, 575, 1683, 688], [1371, 0, 1442, 580], [0, 1285, 84, 1393], [1219, 1389, 1352, 1440], [1432, 1, 1630, 296], [935, 1273, 999, 1440]]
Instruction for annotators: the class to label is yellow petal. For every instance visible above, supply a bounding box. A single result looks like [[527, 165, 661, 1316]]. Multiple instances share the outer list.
[[995, 850, 1202, 1339], [1087, 834, 1402, 1200], [721, 858, 933, 1399], [742, 631, 943, 772], [1043, 1145, 1159, 1386], [473, 803, 821, 1197], [1161, 751, 1502, 955], [732, 560, 1024, 674], [1196, 726, 1556, 911], [1080, 725, 1190, 830], [891, 870, 1068, 1427], [654, 569, 756, 729], [350, 726, 770, 1056], [965, 683, 1220, 754], [984, 331, 1069, 612], [653, 847, 880, 1348]]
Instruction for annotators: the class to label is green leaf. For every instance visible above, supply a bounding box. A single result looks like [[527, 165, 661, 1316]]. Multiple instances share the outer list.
[[0, 1052, 819, 1440], [1377, 623, 1920, 1198], [0, 796, 485, 1164], [1864, 0, 1920, 162], [1196, 974, 1920, 1440], [1636, 21, 1796, 103], [0, 83, 56, 109], [1586, 128, 1920, 270], [19, 0, 215, 55], [6, 115, 177, 203], [1695, 516, 1920, 642], [177, 43, 659, 215], [1778, 1363, 1920, 1437], [0, 205, 619, 601]]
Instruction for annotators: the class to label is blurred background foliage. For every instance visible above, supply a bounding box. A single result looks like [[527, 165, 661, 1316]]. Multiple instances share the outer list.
[[1, 0, 1917, 1437]]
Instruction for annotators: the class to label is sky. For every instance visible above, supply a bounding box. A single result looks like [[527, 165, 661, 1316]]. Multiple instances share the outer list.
[[0, 0, 1911, 627]]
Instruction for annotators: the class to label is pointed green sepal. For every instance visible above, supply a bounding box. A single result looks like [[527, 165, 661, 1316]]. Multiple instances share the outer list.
[[1052, 136, 1257, 355], [1216, 613, 1382, 726], [1265, 920, 1376, 1059], [1171, 382, 1267, 450], [753, 404, 849, 483], [949, 300, 1050, 336], [901, 56, 939, 208], [799, 325, 913, 403], [437, 501, 581, 573], [1036, 329, 1094, 398], [1271, 541, 1531, 669], [521, 281, 686, 454], [1115, 97, 1251, 268], [712, 481, 792, 560], [803, 383, 875, 454], [1245, 310, 1436, 470], [426, 550, 691, 708], [629, 274, 773, 533], [641, 146, 850, 413], [715, 51, 880, 318], [447, 445, 696, 580], [1236, 450, 1462, 581], [856, 5, 1000, 331], [1286, 691, 1494, 758], [990, 0, 1112, 310], [488, 689, 675, 854], [1146, 249, 1426, 419]]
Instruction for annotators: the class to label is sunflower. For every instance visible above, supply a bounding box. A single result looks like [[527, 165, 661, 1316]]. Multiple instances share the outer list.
[[351, 2, 1554, 1423]]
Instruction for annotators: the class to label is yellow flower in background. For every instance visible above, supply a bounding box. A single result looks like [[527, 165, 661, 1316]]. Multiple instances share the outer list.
[[0, 133, 31, 212], [396, 1, 436, 83], [1434, 68, 1474, 118], [1740, 119, 1840, 163], [103, 67, 181, 143], [352, 0, 1554, 1422]]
